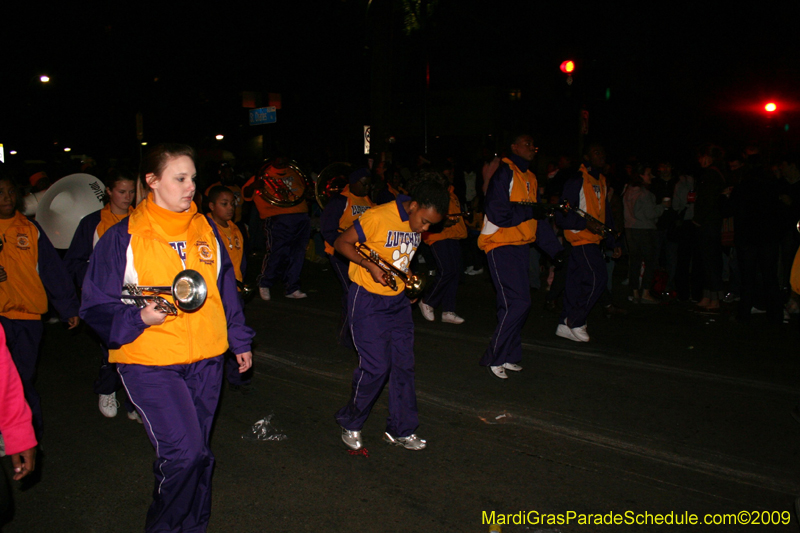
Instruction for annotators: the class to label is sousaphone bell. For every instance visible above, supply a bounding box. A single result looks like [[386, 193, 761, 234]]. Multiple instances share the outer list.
[[255, 157, 311, 208], [122, 269, 208, 315], [314, 162, 352, 209]]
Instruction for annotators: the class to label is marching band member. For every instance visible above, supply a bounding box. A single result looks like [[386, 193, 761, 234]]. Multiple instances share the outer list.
[[554, 143, 621, 342], [0, 176, 80, 440], [333, 180, 449, 451], [80, 144, 254, 532], [478, 134, 563, 379], [418, 171, 468, 324], [320, 167, 374, 348], [206, 185, 253, 393], [242, 158, 310, 301], [64, 169, 138, 420]]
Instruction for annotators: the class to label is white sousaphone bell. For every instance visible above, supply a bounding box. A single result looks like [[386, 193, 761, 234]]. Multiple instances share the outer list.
[[35, 173, 106, 249]]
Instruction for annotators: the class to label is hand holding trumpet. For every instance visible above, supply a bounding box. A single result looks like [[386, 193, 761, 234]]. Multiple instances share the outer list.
[[141, 301, 168, 326]]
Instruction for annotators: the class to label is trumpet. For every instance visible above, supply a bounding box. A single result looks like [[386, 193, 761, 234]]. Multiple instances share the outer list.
[[237, 280, 257, 302], [514, 199, 618, 238], [447, 206, 473, 220], [122, 269, 208, 315], [510, 199, 570, 218], [559, 200, 619, 239], [356, 243, 426, 299]]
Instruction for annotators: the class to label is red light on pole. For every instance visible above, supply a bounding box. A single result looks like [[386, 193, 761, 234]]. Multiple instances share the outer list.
[[765, 102, 777, 112], [560, 60, 575, 85]]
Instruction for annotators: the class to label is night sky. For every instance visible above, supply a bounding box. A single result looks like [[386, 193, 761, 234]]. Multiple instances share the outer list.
[[2, 1, 797, 171]]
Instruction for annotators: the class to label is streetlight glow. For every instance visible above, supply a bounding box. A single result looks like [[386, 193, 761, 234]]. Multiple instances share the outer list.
[[40, 75, 50, 83], [765, 102, 777, 112], [215, 134, 224, 141], [64, 147, 71, 152]]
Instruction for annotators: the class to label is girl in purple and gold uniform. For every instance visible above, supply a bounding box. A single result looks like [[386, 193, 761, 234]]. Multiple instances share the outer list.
[[0, 175, 80, 441], [65, 170, 137, 419], [80, 144, 254, 532], [333, 180, 449, 452]]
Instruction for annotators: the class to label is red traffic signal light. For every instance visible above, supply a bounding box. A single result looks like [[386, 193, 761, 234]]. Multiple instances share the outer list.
[[560, 60, 575, 74], [765, 102, 777, 112]]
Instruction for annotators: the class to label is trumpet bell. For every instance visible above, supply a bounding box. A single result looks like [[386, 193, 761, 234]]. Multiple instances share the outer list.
[[171, 270, 207, 311], [405, 271, 426, 300]]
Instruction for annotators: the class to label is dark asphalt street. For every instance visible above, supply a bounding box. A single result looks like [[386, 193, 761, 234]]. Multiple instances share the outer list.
[[2, 258, 799, 532]]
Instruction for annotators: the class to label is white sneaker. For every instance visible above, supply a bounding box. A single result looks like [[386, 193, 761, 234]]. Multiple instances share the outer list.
[[99, 393, 119, 418], [127, 410, 143, 424], [285, 290, 307, 299], [418, 301, 435, 321], [441, 312, 464, 324], [502, 362, 522, 372], [556, 324, 582, 342], [467, 268, 483, 276], [464, 266, 475, 275], [571, 324, 590, 342], [488, 365, 508, 379], [259, 287, 271, 301]]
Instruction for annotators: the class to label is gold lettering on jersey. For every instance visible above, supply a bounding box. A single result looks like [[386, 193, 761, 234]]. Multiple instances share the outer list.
[[383, 231, 420, 248], [350, 205, 370, 216]]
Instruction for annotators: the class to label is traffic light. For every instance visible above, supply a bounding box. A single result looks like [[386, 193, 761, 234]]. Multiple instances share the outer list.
[[560, 60, 575, 85], [765, 102, 777, 113]]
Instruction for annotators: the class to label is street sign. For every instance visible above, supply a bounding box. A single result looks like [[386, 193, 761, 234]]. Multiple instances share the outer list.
[[250, 106, 277, 126]]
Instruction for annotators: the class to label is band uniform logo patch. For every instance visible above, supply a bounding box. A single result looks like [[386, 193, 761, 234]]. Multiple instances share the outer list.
[[16, 234, 31, 250], [233, 236, 241, 250], [196, 241, 215, 265]]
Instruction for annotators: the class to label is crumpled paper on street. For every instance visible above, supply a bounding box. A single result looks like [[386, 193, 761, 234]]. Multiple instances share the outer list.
[[242, 414, 287, 441]]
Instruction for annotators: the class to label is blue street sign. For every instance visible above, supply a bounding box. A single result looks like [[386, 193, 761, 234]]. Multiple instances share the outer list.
[[249, 106, 277, 126]]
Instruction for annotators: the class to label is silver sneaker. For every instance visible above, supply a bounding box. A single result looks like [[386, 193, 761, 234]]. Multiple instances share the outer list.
[[341, 427, 363, 450], [383, 432, 427, 450]]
